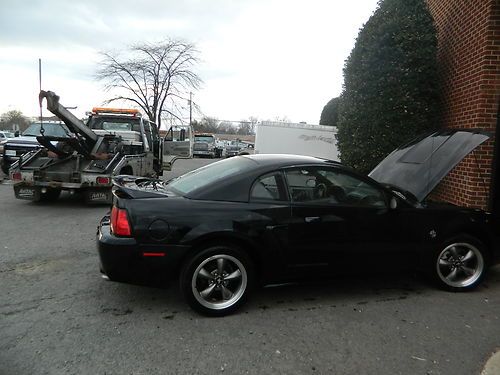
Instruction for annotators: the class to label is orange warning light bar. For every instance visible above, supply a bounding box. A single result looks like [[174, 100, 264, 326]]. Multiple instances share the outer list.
[[92, 107, 141, 116]]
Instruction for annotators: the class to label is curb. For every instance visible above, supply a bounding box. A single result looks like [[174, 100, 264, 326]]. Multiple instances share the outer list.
[[482, 350, 500, 375]]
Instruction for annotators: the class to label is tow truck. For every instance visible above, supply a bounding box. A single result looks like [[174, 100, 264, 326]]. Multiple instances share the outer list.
[[10, 90, 192, 203]]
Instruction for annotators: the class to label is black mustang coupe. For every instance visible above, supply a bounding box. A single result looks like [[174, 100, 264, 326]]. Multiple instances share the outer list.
[[97, 129, 499, 316]]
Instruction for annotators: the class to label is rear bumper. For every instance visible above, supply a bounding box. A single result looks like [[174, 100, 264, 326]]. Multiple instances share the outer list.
[[97, 217, 190, 283], [193, 150, 215, 157], [13, 182, 112, 203]]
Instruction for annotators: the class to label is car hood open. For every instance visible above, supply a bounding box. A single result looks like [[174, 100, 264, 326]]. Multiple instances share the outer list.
[[369, 129, 490, 202]]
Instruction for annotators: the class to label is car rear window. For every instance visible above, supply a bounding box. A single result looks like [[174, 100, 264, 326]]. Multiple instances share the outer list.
[[167, 157, 255, 195]]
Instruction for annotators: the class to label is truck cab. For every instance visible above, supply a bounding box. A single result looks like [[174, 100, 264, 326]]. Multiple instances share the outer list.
[[86, 107, 163, 177], [193, 133, 217, 158]]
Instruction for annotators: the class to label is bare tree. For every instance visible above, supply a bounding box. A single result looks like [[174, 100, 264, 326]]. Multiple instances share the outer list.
[[96, 39, 202, 129], [217, 121, 237, 134], [192, 116, 219, 133], [0, 110, 30, 132]]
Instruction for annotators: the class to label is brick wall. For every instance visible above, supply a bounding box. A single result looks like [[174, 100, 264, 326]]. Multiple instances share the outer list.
[[426, 0, 500, 209]]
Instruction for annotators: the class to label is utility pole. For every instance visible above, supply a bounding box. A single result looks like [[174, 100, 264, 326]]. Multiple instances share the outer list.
[[189, 92, 193, 126]]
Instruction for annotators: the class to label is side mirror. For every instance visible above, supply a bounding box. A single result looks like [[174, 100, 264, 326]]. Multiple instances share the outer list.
[[180, 129, 186, 141], [389, 197, 398, 210], [15, 130, 20, 137]]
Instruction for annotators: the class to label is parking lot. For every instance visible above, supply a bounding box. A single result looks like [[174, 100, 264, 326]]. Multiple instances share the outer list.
[[1, 157, 500, 375]]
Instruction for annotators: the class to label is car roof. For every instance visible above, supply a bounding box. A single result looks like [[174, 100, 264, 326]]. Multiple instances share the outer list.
[[187, 154, 346, 202], [240, 154, 339, 168]]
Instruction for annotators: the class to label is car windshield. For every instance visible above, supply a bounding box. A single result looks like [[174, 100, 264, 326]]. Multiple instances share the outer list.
[[195, 136, 214, 143], [89, 117, 141, 132], [22, 123, 70, 137], [1, 131, 14, 138], [167, 157, 255, 195]]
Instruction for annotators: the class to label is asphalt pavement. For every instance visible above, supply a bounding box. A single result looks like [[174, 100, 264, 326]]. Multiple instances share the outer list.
[[1, 157, 500, 375]]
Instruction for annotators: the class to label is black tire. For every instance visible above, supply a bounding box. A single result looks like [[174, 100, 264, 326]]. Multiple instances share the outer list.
[[431, 235, 489, 292], [180, 245, 254, 316], [1, 161, 9, 175]]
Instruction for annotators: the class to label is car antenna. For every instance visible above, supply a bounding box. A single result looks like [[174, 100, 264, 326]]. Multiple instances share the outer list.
[[38, 58, 45, 137]]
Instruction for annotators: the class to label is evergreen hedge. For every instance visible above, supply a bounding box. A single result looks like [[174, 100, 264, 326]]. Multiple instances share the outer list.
[[320, 97, 340, 126], [336, 0, 439, 173]]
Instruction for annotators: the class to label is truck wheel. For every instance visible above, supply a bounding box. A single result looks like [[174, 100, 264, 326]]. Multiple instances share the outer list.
[[1, 160, 9, 175], [180, 245, 254, 316]]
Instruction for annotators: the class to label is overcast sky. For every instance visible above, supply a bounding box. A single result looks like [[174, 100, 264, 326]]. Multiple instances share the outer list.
[[0, 0, 379, 127]]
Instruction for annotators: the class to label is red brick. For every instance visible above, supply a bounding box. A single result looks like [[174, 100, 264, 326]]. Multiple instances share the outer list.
[[426, 0, 499, 210]]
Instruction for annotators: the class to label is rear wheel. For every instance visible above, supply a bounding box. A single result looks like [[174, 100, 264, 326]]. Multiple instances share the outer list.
[[180, 245, 253, 316], [431, 235, 489, 292]]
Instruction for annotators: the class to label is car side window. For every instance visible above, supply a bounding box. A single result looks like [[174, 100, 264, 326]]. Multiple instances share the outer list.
[[284, 167, 386, 207], [250, 173, 282, 201]]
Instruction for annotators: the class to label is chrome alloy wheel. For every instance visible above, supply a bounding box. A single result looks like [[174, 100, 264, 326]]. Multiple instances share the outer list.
[[436, 242, 484, 288], [191, 254, 248, 310]]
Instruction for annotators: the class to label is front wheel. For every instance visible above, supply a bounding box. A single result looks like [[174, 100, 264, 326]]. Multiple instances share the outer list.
[[431, 235, 489, 292], [180, 245, 253, 316]]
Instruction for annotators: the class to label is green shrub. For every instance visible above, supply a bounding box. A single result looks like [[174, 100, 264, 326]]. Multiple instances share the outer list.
[[337, 0, 439, 173], [320, 97, 340, 126]]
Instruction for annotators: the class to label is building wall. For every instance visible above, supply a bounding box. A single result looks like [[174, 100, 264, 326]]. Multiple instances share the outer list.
[[426, 0, 500, 209]]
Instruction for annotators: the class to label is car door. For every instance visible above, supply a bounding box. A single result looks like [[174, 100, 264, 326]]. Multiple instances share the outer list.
[[284, 166, 416, 275], [247, 171, 293, 281], [162, 125, 193, 171]]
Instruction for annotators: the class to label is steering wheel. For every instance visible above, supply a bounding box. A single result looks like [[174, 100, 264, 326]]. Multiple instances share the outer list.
[[327, 185, 347, 202]]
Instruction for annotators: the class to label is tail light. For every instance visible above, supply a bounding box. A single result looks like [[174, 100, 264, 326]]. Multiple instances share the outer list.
[[96, 176, 111, 185], [11, 172, 22, 181], [110, 206, 131, 237]]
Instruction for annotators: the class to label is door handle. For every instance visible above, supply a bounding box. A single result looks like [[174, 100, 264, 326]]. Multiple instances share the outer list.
[[304, 216, 321, 223]]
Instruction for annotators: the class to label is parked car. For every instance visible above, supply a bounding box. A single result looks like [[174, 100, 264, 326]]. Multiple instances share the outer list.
[[0, 130, 15, 140], [0, 131, 16, 160], [1, 122, 72, 174], [97, 130, 499, 316], [225, 140, 249, 157], [224, 144, 240, 157], [238, 143, 255, 156]]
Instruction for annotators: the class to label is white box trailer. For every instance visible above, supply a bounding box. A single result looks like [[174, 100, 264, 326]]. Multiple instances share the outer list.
[[254, 121, 339, 161]]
